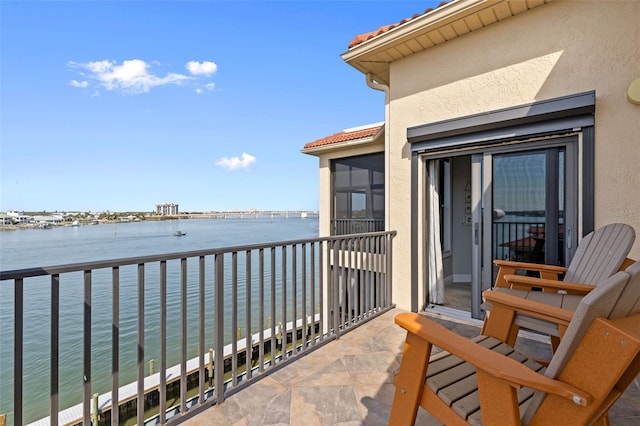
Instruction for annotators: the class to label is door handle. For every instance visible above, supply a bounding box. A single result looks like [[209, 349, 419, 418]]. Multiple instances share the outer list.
[[566, 227, 572, 249], [474, 223, 479, 245]]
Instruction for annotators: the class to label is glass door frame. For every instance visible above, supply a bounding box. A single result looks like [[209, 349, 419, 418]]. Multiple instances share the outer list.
[[472, 137, 579, 319]]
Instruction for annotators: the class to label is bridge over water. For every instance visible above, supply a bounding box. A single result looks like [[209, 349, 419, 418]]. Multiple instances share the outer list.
[[177, 211, 318, 219]]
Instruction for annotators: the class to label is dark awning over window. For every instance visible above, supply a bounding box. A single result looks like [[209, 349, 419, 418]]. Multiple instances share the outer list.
[[408, 91, 595, 154]]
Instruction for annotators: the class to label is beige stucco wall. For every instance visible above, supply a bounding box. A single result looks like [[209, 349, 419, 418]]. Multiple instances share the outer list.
[[385, 0, 640, 310]]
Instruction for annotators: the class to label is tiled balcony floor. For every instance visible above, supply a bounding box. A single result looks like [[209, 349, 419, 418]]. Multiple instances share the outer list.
[[182, 308, 640, 425]]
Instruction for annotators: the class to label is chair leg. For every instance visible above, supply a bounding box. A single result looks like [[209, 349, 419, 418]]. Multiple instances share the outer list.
[[481, 304, 519, 346], [390, 332, 432, 425]]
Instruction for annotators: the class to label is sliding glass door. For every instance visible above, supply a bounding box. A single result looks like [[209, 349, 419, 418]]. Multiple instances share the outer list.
[[471, 137, 578, 318]]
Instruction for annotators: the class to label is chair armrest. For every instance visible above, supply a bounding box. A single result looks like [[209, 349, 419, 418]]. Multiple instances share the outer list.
[[494, 259, 568, 274], [493, 260, 567, 288], [482, 290, 575, 325], [503, 275, 596, 294], [395, 312, 592, 406]]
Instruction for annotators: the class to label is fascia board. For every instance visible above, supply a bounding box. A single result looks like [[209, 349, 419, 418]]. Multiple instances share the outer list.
[[341, 0, 504, 63]]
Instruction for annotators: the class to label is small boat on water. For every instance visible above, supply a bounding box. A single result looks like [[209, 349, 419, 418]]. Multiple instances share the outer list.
[[174, 231, 187, 236]]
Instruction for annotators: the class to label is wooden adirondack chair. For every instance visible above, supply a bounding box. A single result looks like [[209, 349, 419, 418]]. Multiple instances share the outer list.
[[390, 261, 640, 425], [483, 223, 635, 349]]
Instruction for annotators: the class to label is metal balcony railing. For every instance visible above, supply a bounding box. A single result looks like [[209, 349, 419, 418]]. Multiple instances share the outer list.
[[493, 220, 565, 267], [0, 231, 395, 426], [331, 219, 385, 236]]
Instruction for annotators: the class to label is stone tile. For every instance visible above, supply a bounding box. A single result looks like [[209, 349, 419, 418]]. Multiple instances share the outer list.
[[343, 350, 398, 374], [290, 385, 361, 425], [610, 379, 640, 419], [354, 382, 394, 425], [351, 372, 394, 388], [268, 354, 327, 385], [360, 324, 406, 354], [262, 390, 292, 425], [609, 417, 640, 426], [355, 382, 440, 426], [183, 308, 639, 426], [287, 359, 353, 388], [182, 377, 287, 426], [228, 377, 288, 419]]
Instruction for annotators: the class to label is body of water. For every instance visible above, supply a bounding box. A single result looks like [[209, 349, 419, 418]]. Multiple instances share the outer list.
[[0, 216, 319, 423]]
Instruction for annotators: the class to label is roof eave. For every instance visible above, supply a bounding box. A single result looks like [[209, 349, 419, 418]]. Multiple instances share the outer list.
[[301, 128, 384, 157], [341, 0, 547, 83], [301, 138, 380, 156]]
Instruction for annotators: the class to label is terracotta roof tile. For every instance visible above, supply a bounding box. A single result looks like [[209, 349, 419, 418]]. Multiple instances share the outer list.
[[303, 124, 383, 150], [348, 1, 450, 49]]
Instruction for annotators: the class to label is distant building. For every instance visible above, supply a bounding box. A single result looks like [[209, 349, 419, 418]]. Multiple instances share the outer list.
[[32, 215, 65, 224], [156, 202, 179, 216], [6, 211, 32, 224]]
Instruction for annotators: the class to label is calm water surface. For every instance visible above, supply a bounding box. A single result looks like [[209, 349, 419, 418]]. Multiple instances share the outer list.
[[0, 217, 318, 423]]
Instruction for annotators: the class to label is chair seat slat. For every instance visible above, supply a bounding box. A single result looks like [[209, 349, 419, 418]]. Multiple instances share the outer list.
[[427, 336, 544, 424]]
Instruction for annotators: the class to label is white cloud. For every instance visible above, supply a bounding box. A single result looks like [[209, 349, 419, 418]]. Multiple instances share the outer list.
[[186, 60, 218, 76], [69, 79, 89, 88], [215, 153, 256, 171], [195, 82, 215, 95], [68, 59, 191, 94], [68, 58, 219, 95]]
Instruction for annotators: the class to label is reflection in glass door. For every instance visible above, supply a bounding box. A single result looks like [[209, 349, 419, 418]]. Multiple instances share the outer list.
[[490, 148, 566, 281]]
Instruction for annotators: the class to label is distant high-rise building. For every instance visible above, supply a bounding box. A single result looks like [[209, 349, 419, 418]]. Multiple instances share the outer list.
[[156, 202, 179, 216]]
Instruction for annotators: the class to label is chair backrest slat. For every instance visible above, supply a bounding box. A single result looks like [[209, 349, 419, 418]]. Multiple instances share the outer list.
[[611, 260, 640, 318], [564, 223, 635, 284]]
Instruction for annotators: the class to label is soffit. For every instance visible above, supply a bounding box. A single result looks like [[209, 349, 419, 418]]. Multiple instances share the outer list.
[[342, 0, 552, 85]]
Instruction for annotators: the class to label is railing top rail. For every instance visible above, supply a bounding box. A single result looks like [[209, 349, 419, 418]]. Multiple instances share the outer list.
[[0, 230, 397, 281]]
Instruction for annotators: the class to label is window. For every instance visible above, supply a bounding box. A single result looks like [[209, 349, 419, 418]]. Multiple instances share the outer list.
[[331, 153, 384, 235]]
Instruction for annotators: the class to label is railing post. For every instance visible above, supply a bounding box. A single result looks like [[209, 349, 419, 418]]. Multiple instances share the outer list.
[[387, 233, 394, 307], [112, 266, 121, 426], [136, 263, 145, 426], [180, 258, 187, 414], [159, 261, 167, 424], [51, 274, 60, 426], [214, 253, 225, 404], [14, 278, 23, 426], [83, 270, 92, 426], [198, 255, 206, 404], [332, 239, 341, 338], [231, 251, 239, 387], [245, 249, 252, 381]]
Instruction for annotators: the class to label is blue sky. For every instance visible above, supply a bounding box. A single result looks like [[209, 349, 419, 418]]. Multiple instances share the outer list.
[[1, 0, 440, 213]]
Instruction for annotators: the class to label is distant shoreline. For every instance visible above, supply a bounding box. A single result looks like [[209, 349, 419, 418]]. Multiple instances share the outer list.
[[0, 212, 318, 231]]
